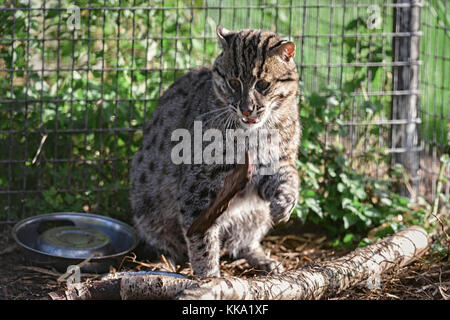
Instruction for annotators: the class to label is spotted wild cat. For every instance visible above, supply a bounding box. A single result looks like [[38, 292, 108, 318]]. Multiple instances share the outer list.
[[130, 26, 301, 277]]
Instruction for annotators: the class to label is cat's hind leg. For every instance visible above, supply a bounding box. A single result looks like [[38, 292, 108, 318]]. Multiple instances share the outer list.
[[222, 203, 285, 274], [238, 242, 285, 274]]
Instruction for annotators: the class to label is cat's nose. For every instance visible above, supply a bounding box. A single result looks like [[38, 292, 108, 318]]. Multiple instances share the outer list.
[[239, 103, 254, 116]]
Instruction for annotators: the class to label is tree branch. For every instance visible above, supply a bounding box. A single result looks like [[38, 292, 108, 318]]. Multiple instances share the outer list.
[[177, 226, 429, 300], [49, 226, 428, 300]]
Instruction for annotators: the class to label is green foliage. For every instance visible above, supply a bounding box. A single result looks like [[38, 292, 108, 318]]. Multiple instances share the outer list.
[[295, 85, 412, 248], [293, 18, 415, 248]]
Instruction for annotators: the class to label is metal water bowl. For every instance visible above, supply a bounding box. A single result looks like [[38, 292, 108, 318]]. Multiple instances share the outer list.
[[12, 212, 138, 273]]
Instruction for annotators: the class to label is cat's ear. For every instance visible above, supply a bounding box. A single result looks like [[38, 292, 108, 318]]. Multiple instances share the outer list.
[[217, 25, 233, 48], [274, 41, 296, 62]]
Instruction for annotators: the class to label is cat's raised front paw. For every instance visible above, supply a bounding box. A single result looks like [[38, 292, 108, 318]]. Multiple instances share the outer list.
[[270, 189, 297, 223]]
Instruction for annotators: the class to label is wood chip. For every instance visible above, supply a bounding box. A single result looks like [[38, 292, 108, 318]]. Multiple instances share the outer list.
[[19, 266, 61, 277], [0, 244, 18, 255], [385, 293, 400, 299]]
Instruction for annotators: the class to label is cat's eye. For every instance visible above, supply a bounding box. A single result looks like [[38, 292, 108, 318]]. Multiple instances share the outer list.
[[255, 80, 270, 93], [228, 79, 241, 90]]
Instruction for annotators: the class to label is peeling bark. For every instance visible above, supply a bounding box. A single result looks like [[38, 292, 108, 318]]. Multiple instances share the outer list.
[[178, 226, 429, 300], [49, 274, 195, 300], [49, 226, 428, 300]]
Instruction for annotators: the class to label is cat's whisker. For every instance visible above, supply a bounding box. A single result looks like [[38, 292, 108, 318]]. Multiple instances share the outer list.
[[204, 106, 228, 115], [210, 110, 230, 124], [224, 113, 233, 130], [225, 113, 236, 130], [216, 111, 232, 130], [227, 113, 236, 129], [216, 106, 239, 129], [231, 115, 238, 129], [203, 109, 229, 124], [229, 105, 239, 113], [196, 106, 229, 120], [203, 109, 230, 127], [230, 118, 236, 130]]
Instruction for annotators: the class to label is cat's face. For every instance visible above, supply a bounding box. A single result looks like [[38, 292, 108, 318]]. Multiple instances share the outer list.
[[212, 26, 299, 130]]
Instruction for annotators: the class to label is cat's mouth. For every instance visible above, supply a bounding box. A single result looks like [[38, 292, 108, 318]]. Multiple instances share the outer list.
[[238, 114, 268, 129], [241, 116, 260, 125], [231, 104, 266, 129]]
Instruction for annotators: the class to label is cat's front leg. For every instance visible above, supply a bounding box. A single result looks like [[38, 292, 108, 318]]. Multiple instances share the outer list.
[[181, 207, 222, 277], [178, 169, 223, 277], [258, 163, 299, 223], [184, 227, 221, 277]]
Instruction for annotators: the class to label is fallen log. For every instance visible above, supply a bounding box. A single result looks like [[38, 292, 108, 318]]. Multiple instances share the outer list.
[[49, 271, 195, 300], [177, 226, 429, 300], [49, 226, 428, 300]]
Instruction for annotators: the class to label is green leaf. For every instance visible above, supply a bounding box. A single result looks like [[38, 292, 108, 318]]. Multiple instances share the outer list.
[[343, 233, 355, 244], [306, 162, 321, 175], [305, 198, 323, 218], [342, 198, 353, 209], [345, 18, 365, 31], [343, 214, 358, 229], [354, 188, 367, 200], [339, 173, 349, 185], [364, 207, 381, 218], [380, 198, 392, 206], [395, 195, 409, 206], [301, 189, 316, 198], [308, 92, 327, 107], [296, 205, 309, 223], [328, 167, 337, 177], [358, 238, 372, 248]]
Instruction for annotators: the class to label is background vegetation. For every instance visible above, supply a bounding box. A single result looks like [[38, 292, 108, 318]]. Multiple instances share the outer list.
[[0, 0, 448, 250]]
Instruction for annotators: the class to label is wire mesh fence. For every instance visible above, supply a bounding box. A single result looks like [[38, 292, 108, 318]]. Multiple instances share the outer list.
[[0, 0, 448, 222], [419, 0, 449, 202]]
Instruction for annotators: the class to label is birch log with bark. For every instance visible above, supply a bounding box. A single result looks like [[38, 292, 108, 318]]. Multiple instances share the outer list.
[[177, 226, 429, 300], [48, 272, 195, 300], [49, 226, 428, 300]]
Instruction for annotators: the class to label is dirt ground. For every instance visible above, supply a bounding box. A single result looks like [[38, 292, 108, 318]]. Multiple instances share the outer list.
[[0, 220, 448, 300]]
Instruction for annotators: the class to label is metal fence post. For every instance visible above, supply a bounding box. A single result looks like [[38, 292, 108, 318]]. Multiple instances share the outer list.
[[391, 0, 421, 199]]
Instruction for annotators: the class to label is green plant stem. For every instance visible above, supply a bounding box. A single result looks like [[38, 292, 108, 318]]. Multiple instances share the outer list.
[[424, 154, 449, 227]]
